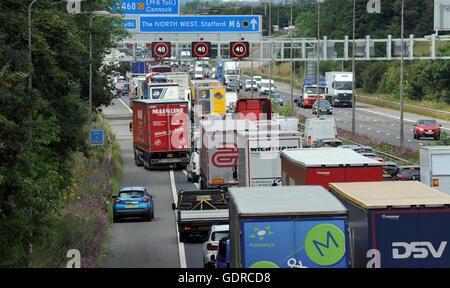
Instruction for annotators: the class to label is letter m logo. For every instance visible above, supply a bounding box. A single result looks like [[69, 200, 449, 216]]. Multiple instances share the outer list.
[[313, 231, 339, 257]]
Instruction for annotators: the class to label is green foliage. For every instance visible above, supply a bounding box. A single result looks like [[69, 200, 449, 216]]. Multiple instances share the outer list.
[[0, 0, 127, 267]]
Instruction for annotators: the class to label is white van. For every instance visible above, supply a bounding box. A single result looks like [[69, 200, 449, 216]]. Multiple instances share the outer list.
[[186, 150, 200, 183], [303, 117, 338, 147], [260, 79, 276, 94]]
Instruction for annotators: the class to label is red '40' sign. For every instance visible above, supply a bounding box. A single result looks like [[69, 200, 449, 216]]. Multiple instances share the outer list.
[[152, 42, 171, 58]]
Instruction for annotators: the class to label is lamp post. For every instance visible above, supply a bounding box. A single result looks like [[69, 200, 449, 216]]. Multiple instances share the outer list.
[[316, 0, 320, 118], [351, 0, 356, 133], [27, 0, 40, 268], [399, 0, 405, 148], [89, 10, 111, 145]]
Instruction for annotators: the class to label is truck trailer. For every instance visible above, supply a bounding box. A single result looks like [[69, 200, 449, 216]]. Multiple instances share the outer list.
[[328, 181, 450, 268], [238, 130, 302, 187], [228, 186, 350, 268], [133, 99, 190, 169], [280, 148, 383, 189], [420, 146, 450, 195], [199, 119, 257, 190]]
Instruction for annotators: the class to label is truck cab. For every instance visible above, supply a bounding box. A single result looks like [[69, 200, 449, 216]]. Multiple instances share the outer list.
[[325, 72, 353, 107], [300, 76, 327, 108]]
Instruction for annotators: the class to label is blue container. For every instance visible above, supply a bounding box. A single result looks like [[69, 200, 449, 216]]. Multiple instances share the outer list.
[[228, 186, 350, 268]]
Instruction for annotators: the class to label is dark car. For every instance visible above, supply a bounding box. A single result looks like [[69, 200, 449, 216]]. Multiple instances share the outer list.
[[270, 92, 283, 106], [315, 138, 343, 148], [413, 119, 441, 140], [312, 100, 333, 115], [294, 95, 303, 107], [382, 161, 399, 181], [396, 166, 420, 181]]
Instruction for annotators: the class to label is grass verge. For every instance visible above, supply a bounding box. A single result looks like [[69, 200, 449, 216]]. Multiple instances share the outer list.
[[30, 112, 122, 268]]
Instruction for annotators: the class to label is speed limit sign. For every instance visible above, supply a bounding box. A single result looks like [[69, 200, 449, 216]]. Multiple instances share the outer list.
[[152, 42, 171, 58], [230, 41, 249, 58], [192, 42, 211, 58]]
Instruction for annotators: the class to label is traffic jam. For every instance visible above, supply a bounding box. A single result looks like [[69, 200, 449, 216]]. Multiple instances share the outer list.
[[109, 39, 450, 269]]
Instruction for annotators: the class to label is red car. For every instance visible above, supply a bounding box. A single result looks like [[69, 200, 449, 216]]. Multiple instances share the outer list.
[[413, 119, 441, 140]]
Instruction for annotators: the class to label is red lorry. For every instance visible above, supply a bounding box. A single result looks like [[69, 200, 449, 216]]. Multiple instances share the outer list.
[[280, 147, 383, 189], [234, 98, 272, 120], [133, 99, 190, 169]]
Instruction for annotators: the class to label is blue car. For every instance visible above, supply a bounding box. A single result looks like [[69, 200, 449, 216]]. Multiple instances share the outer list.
[[112, 187, 155, 223], [215, 236, 230, 268]]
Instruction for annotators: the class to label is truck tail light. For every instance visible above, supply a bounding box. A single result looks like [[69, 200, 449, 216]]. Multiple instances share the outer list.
[[308, 136, 311, 146], [207, 243, 218, 251], [398, 174, 403, 180], [183, 226, 191, 231]]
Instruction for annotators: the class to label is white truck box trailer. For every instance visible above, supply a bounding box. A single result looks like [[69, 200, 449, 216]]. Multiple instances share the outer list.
[[237, 130, 302, 187], [420, 146, 450, 195]]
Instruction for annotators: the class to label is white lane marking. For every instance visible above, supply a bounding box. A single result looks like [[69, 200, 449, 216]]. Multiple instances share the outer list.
[[118, 98, 133, 114], [357, 107, 450, 131], [170, 169, 187, 269]]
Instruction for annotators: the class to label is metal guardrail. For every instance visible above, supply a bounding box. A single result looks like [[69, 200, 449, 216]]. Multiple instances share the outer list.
[[356, 95, 450, 119]]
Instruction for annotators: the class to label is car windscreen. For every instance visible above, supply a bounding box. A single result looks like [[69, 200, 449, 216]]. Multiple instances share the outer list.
[[212, 232, 229, 241], [119, 191, 145, 198], [419, 120, 437, 126]]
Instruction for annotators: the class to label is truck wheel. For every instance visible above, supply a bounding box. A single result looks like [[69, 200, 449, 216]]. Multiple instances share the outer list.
[[144, 157, 151, 170]]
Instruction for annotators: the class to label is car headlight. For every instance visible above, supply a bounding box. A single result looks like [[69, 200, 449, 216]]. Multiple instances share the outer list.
[[418, 128, 424, 131]]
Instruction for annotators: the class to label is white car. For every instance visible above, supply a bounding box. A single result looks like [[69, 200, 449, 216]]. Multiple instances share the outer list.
[[186, 150, 200, 183], [202, 224, 229, 268], [244, 79, 258, 91], [252, 75, 262, 88]]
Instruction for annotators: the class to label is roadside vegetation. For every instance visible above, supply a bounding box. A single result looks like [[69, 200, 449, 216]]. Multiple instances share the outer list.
[[0, 0, 127, 267], [30, 115, 122, 268]]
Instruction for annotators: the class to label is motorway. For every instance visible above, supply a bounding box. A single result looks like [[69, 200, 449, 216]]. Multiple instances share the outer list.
[[239, 74, 450, 152], [102, 96, 204, 268], [102, 74, 449, 268]]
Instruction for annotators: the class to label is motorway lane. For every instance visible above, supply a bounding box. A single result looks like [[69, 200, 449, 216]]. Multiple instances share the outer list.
[[239, 74, 449, 151], [102, 99, 182, 268], [105, 95, 206, 268]]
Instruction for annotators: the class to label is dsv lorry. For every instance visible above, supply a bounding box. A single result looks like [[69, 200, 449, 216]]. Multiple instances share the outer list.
[[133, 99, 190, 169], [328, 181, 450, 268], [420, 146, 450, 195], [228, 186, 350, 268], [238, 130, 302, 187]]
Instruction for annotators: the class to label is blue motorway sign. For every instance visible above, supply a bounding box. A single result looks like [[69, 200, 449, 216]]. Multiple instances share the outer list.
[[139, 15, 261, 33], [115, 0, 179, 15], [124, 19, 137, 30], [90, 130, 104, 146]]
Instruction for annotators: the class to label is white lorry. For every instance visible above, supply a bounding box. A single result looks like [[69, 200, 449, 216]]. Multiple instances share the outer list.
[[223, 61, 240, 84], [237, 130, 302, 187], [199, 119, 257, 190], [420, 146, 450, 195], [303, 117, 338, 147], [325, 71, 354, 107], [148, 83, 179, 100]]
